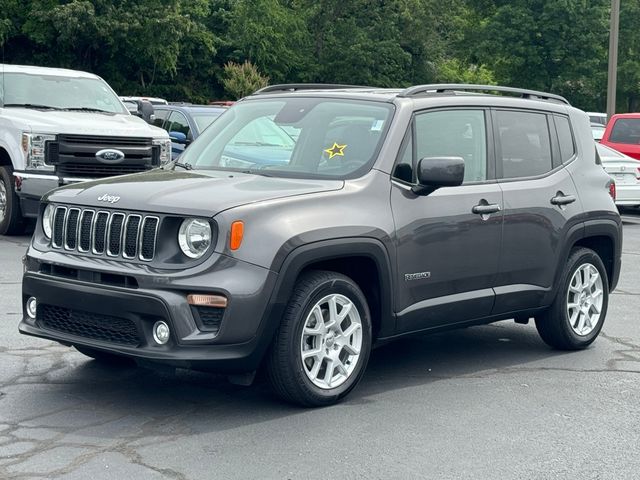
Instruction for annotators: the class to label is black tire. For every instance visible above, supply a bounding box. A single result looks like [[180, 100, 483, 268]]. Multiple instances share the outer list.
[[74, 345, 134, 365], [266, 270, 372, 407], [535, 247, 609, 350], [0, 165, 25, 236]]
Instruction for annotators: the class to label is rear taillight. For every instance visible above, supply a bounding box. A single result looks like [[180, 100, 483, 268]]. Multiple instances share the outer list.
[[609, 181, 616, 200]]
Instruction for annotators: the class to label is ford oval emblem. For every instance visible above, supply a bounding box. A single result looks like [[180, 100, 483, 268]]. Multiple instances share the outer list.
[[96, 148, 125, 163]]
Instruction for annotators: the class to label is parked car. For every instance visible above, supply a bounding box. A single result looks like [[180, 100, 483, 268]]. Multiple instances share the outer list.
[[20, 83, 621, 406], [598, 143, 640, 207], [152, 104, 227, 159], [591, 122, 605, 142], [600, 113, 640, 160], [587, 111, 607, 126], [0, 64, 171, 235]]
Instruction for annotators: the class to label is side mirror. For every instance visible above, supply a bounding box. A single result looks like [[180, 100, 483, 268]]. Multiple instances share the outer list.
[[412, 157, 465, 195], [169, 131, 188, 144]]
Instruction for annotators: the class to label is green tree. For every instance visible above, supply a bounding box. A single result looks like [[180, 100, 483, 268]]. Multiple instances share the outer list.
[[222, 60, 269, 99]]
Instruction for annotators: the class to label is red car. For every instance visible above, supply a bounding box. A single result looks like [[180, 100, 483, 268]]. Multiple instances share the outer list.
[[600, 113, 640, 160]]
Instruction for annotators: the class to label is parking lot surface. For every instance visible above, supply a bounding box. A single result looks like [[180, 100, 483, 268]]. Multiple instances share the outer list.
[[1, 215, 640, 479]]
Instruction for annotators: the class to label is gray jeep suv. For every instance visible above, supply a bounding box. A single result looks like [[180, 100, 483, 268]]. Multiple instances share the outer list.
[[19, 84, 622, 406]]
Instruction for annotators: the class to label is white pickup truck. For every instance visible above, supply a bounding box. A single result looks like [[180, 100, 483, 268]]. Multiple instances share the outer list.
[[0, 64, 171, 235]]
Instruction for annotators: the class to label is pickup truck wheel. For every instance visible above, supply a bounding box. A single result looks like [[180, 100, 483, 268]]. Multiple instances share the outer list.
[[266, 270, 372, 407], [0, 165, 24, 236], [535, 248, 609, 350], [74, 346, 133, 365]]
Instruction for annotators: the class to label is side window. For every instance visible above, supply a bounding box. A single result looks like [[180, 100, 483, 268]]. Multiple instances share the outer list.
[[413, 109, 487, 183], [152, 109, 170, 129], [166, 112, 191, 139], [554, 115, 576, 162], [496, 110, 552, 179]]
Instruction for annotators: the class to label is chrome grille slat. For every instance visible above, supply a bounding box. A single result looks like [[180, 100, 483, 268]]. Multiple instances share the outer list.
[[123, 215, 142, 259], [78, 210, 95, 252], [64, 208, 80, 250], [107, 213, 125, 257], [139, 217, 159, 261], [52, 207, 67, 248], [50, 207, 158, 261]]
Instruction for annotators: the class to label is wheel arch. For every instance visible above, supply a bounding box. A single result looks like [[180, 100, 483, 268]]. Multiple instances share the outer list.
[[269, 238, 396, 342], [0, 146, 12, 166]]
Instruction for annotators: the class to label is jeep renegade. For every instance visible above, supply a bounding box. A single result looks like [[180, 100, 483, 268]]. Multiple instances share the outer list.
[[19, 84, 622, 406]]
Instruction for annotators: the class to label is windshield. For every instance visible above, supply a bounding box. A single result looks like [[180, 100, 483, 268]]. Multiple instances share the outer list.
[[179, 98, 393, 179], [192, 112, 225, 132], [0, 72, 126, 114], [609, 118, 640, 144]]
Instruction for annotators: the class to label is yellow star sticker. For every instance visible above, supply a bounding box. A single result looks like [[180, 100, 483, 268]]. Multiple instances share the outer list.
[[324, 142, 347, 159]]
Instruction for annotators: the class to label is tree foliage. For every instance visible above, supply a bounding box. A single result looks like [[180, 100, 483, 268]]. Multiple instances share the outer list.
[[0, 0, 634, 111], [222, 60, 269, 99]]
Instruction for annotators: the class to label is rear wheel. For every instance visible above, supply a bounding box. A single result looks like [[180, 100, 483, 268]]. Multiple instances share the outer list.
[[535, 248, 608, 350], [266, 270, 372, 407], [0, 165, 24, 236]]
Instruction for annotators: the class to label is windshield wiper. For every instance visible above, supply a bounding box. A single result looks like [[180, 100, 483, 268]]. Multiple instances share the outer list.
[[65, 107, 113, 113], [2, 103, 64, 110]]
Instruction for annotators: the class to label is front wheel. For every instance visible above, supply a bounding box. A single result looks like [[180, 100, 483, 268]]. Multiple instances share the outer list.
[[266, 270, 372, 407], [535, 248, 609, 350], [0, 165, 24, 236]]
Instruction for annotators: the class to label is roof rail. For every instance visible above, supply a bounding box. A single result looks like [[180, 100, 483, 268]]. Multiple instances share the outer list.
[[253, 83, 371, 95], [398, 84, 570, 105]]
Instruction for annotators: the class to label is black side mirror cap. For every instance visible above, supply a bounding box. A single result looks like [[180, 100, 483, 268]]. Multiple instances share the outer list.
[[412, 156, 465, 196]]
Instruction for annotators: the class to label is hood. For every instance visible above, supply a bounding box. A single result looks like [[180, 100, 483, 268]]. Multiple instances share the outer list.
[[44, 169, 344, 217], [4, 108, 166, 138]]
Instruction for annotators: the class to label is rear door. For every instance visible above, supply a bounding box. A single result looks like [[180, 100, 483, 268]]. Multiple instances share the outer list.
[[390, 108, 503, 333], [492, 109, 582, 314]]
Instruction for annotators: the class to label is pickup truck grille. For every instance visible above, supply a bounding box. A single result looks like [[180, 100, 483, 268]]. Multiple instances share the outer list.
[[51, 206, 159, 261], [47, 135, 159, 179]]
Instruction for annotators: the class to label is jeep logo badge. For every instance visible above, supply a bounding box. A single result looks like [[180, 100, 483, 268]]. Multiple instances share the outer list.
[[97, 194, 121, 204], [96, 148, 125, 163]]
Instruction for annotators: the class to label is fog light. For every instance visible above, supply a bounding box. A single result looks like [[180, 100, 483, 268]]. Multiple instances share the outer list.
[[26, 297, 37, 319], [153, 321, 170, 345]]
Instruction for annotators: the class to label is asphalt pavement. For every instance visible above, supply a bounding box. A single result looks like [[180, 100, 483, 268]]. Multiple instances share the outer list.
[[1, 214, 639, 479]]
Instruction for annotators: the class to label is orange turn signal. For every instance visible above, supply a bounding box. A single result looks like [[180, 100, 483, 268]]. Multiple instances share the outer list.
[[230, 221, 244, 250], [187, 294, 228, 308]]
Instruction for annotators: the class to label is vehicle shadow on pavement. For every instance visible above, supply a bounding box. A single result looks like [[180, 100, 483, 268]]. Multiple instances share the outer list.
[[41, 321, 569, 428]]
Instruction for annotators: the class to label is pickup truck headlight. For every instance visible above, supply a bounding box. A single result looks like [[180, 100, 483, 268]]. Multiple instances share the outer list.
[[22, 133, 56, 171], [178, 218, 212, 259], [153, 138, 172, 164]]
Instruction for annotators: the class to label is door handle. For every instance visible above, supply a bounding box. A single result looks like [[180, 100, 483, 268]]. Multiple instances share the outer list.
[[550, 194, 576, 206], [472, 203, 501, 215]]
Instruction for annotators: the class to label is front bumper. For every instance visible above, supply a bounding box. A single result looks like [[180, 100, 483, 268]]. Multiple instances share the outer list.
[[13, 172, 89, 217], [19, 253, 280, 372]]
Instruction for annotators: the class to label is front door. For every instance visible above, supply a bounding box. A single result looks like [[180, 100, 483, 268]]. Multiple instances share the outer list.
[[390, 108, 503, 334]]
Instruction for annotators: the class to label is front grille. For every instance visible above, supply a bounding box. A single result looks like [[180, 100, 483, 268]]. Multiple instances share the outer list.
[[48, 134, 157, 179], [39, 304, 141, 346], [51, 206, 159, 262]]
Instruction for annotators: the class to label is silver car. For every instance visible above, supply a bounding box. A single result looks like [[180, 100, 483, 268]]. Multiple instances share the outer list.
[[598, 143, 640, 207]]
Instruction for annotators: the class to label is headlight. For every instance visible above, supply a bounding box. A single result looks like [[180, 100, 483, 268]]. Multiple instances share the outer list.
[[153, 138, 172, 164], [42, 204, 55, 239], [178, 218, 212, 259], [22, 133, 56, 171]]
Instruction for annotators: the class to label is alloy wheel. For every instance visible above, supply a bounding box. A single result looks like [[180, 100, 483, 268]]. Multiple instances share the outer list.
[[566, 263, 604, 336], [300, 294, 363, 389]]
